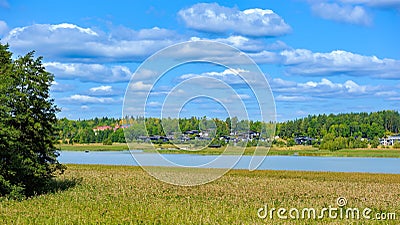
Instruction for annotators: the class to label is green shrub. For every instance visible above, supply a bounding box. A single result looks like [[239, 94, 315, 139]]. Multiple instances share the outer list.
[[103, 138, 113, 145]]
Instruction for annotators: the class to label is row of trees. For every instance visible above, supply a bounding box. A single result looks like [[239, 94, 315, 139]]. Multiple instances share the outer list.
[[56, 110, 400, 150], [277, 111, 400, 139], [56, 116, 270, 145], [57, 117, 124, 144]]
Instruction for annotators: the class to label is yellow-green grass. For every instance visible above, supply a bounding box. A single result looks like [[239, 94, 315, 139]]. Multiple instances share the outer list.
[[58, 143, 400, 158], [1, 164, 400, 224], [57, 143, 129, 151]]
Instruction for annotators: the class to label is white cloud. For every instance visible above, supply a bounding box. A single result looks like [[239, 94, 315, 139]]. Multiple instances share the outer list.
[[311, 2, 371, 25], [130, 81, 153, 91], [236, 94, 251, 99], [147, 101, 162, 107], [281, 49, 400, 78], [50, 80, 73, 92], [65, 94, 116, 104], [2, 23, 181, 63], [44, 62, 133, 82], [3, 22, 399, 82], [275, 95, 311, 102], [49, 23, 98, 36], [273, 78, 375, 98], [271, 78, 297, 88], [180, 68, 249, 85], [178, 3, 291, 37], [0, 20, 8, 36], [89, 85, 112, 93], [133, 68, 158, 80], [205, 68, 249, 76], [247, 50, 282, 64], [374, 91, 398, 96], [191, 35, 267, 52]]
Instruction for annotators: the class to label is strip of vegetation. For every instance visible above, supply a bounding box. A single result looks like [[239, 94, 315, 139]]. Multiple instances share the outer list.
[[57, 143, 400, 158], [56, 111, 400, 152]]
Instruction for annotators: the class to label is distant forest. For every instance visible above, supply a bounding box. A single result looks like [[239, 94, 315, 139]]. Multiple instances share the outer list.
[[56, 110, 400, 150]]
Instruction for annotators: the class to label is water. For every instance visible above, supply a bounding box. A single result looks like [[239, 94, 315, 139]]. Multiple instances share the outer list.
[[57, 151, 400, 174]]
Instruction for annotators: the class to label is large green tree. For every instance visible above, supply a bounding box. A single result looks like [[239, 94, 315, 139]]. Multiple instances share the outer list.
[[0, 44, 64, 198]]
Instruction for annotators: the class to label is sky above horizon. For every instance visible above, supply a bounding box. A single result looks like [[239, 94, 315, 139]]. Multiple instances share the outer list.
[[0, 0, 399, 122]]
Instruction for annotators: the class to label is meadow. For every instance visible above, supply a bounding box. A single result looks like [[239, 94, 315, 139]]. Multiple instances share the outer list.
[[1, 164, 399, 224], [58, 143, 400, 158]]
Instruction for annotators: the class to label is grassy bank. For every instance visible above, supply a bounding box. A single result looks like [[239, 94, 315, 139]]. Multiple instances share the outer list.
[[58, 143, 400, 158], [58, 143, 130, 151], [1, 164, 399, 224]]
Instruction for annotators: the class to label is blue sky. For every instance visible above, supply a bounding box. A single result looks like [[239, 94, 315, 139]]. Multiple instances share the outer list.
[[0, 0, 399, 121]]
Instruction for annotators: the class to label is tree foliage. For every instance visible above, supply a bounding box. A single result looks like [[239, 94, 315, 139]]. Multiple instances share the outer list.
[[0, 44, 64, 198], [276, 111, 399, 140], [277, 111, 400, 150]]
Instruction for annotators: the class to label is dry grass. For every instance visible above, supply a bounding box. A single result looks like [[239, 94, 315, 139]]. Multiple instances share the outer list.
[[1, 165, 400, 224]]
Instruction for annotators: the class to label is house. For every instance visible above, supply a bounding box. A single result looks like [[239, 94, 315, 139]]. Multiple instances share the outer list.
[[380, 134, 400, 146], [295, 136, 314, 145], [93, 126, 113, 135], [237, 130, 260, 142], [149, 136, 169, 142]]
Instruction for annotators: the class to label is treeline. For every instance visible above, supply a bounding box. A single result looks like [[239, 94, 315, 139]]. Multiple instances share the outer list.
[[57, 117, 123, 144], [277, 110, 399, 139], [276, 110, 400, 150], [56, 116, 272, 145], [56, 110, 400, 150]]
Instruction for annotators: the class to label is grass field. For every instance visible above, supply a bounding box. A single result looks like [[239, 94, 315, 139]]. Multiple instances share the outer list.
[[58, 143, 400, 158], [1, 164, 399, 224]]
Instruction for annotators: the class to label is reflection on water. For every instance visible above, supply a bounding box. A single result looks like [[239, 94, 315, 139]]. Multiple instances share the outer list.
[[58, 150, 400, 174]]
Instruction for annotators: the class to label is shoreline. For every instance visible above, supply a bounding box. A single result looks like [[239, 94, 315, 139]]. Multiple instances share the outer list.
[[57, 143, 400, 158]]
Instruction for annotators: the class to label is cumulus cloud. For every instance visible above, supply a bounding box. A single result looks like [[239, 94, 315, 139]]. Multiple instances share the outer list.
[[191, 36, 290, 55], [89, 85, 113, 93], [147, 101, 162, 107], [50, 80, 74, 92], [374, 91, 398, 97], [3, 22, 399, 82], [191, 35, 268, 52], [311, 2, 371, 25], [280, 49, 400, 78], [64, 94, 116, 104], [275, 95, 311, 102], [178, 3, 291, 37], [180, 68, 249, 84], [130, 81, 153, 91], [272, 77, 377, 98], [44, 62, 133, 82], [2, 23, 180, 63], [298, 78, 368, 94]]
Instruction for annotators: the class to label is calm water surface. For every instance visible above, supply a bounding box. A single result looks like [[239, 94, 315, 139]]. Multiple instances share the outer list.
[[58, 151, 400, 174]]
